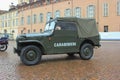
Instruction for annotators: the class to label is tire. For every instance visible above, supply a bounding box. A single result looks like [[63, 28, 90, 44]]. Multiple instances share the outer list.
[[79, 43, 93, 60], [20, 45, 42, 66], [67, 53, 75, 57], [0, 44, 8, 52]]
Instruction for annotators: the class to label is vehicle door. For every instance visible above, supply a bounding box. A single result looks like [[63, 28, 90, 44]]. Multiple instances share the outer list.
[[50, 21, 78, 53]]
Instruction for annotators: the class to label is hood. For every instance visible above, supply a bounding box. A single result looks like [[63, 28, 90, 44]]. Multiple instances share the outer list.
[[20, 31, 52, 38]]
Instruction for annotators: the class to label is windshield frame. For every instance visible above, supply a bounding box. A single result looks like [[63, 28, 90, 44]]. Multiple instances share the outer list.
[[44, 20, 56, 32]]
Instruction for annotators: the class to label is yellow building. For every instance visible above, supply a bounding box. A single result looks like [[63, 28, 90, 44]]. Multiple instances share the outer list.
[[0, 9, 19, 39]]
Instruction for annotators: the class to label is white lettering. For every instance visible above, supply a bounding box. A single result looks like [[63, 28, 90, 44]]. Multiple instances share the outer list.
[[54, 43, 57, 47], [54, 42, 77, 47]]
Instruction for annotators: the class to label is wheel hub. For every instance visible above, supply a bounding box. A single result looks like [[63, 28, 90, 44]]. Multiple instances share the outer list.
[[26, 50, 37, 61], [84, 48, 90, 56]]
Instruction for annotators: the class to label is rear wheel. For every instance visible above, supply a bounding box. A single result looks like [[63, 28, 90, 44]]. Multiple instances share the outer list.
[[20, 45, 42, 66], [79, 43, 93, 60]]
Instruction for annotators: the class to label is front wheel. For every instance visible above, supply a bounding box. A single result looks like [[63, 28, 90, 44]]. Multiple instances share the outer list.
[[79, 43, 93, 60], [20, 45, 42, 66], [0, 44, 8, 52]]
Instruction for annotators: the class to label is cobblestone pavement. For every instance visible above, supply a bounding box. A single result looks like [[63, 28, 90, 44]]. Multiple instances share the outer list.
[[0, 41, 120, 80]]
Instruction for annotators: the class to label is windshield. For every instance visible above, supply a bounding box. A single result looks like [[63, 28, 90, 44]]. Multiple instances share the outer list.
[[44, 21, 55, 32]]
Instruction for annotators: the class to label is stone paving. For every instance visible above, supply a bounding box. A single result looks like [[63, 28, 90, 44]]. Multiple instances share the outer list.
[[0, 41, 120, 80]]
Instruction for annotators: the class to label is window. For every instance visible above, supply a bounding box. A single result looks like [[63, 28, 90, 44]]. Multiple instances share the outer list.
[[34, 4, 37, 8], [46, 0, 50, 4], [21, 30, 23, 34], [56, 22, 77, 31], [2, 22, 4, 27], [33, 14, 37, 24], [5, 14, 7, 19], [104, 25, 108, 32], [28, 29, 30, 33], [117, 1, 120, 15], [8, 21, 11, 27], [39, 13, 43, 23], [0, 22, 1, 28], [27, 16, 31, 25], [75, 7, 81, 18], [12, 30, 15, 33], [4, 29, 7, 33], [87, 5, 95, 18], [44, 21, 55, 31], [9, 14, 11, 19], [16, 11, 18, 17], [7, 21, 9, 27], [2, 16, 4, 20], [0, 16, 1, 20], [54, 0, 59, 2], [46, 12, 52, 22], [64, 9, 71, 17], [33, 29, 36, 33], [21, 17, 24, 25], [5, 22, 7, 27], [13, 19, 15, 26], [55, 10, 60, 18], [103, 3, 109, 16], [16, 18, 18, 26], [40, 29, 42, 32]]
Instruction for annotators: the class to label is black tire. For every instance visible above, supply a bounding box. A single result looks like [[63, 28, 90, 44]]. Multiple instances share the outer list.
[[0, 44, 8, 52], [79, 43, 93, 60], [67, 53, 75, 57], [20, 45, 42, 66]]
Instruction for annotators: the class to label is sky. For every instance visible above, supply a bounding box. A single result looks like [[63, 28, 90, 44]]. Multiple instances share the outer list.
[[0, 0, 18, 10]]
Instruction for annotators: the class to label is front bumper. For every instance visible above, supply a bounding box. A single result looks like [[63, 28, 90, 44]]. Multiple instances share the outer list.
[[97, 43, 101, 47], [14, 47, 20, 56]]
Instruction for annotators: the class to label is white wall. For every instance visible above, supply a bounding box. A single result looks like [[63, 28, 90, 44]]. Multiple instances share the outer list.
[[100, 32, 120, 40]]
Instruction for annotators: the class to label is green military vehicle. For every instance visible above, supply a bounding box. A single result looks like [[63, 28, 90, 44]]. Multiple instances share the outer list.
[[14, 17, 101, 66]]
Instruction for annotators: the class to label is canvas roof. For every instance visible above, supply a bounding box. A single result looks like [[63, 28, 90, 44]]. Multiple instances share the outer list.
[[57, 17, 99, 38]]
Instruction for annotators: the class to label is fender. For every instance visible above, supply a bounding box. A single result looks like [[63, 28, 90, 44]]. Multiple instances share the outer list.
[[18, 40, 46, 53]]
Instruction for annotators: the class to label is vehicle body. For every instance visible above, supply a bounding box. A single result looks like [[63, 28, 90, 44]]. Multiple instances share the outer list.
[[0, 34, 8, 51], [14, 17, 101, 66]]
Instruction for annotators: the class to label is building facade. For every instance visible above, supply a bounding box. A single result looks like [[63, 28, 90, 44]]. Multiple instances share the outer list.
[[17, 0, 120, 34], [0, 9, 19, 39], [0, 0, 120, 39]]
